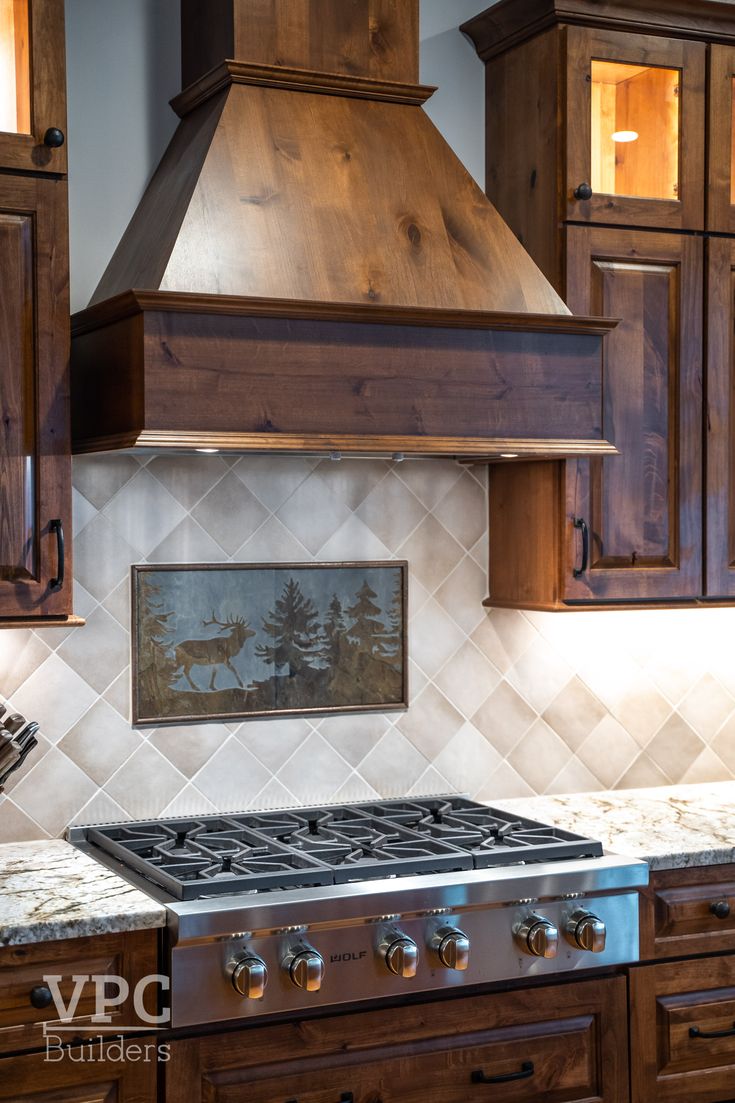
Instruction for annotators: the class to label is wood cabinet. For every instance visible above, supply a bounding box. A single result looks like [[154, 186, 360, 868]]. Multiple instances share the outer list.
[[167, 977, 629, 1103], [0, 0, 74, 623], [463, 0, 735, 608], [0, 1043, 157, 1103]]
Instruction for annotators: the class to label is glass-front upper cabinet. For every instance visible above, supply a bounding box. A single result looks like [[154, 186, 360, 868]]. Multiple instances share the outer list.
[[0, 0, 67, 173], [708, 45, 735, 234], [565, 27, 705, 231]]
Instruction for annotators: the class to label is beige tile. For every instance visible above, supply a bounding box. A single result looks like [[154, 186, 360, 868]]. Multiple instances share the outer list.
[[470, 608, 536, 674], [192, 737, 273, 810], [191, 472, 270, 556], [407, 766, 454, 797], [433, 722, 503, 797], [276, 471, 352, 555], [103, 468, 187, 556], [544, 757, 603, 796], [681, 746, 733, 785], [508, 720, 572, 794], [331, 773, 382, 803], [250, 777, 298, 809], [73, 454, 140, 510], [236, 515, 311, 563], [407, 659, 429, 701], [471, 680, 536, 757], [0, 798, 49, 842], [408, 575, 432, 622], [318, 713, 392, 768], [147, 453, 229, 509], [316, 515, 391, 562], [409, 598, 465, 678], [73, 513, 138, 602], [149, 723, 229, 777], [72, 487, 97, 536], [358, 728, 430, 797], [432, 471, 486, 552], [393, 460, 462, 510], [276, 733, 352, 802], [233, 455, 317, 512], [396, 683, 464, 760], [576, 653, 672, 745], [434, 555, 488, 636], [507, 637, 574, 713], [104, 743, 187, 818], [313, 458, 390, 511], [149, 516, 229, 564], [617, 752, 670, 790], [0, 630, 51, 697], [398, 515, 465, 593], [57, 606, 128, 695], [9, 653, 97, 743], [576, 716, 640, 789], [356, 472, 426, 551], [70, 790, 131, 826], [59, 700, 140, 786], [434, 640, 500, 718], [234, 717, 313, 772], [474, 759, 536, 801], [160, 784, 218, 818], [677, 674, 735, 742], [102, 576, 131, 628], [11, 748, 97, 836], [104, 668, 131, 721], [542, 677, 607, 752], [645, 714, 705, 783]]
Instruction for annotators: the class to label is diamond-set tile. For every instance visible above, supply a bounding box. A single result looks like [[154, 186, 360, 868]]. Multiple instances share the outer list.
[[191, 472, 270, 556], [103, 468, 187, 556]]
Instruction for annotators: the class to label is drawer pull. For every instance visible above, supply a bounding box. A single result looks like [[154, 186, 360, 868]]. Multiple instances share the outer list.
[[471, 1061, 534, 1085], [572, 517, 589, 577], [710, 900, 731, 920], [689, 1022, 735, 1040], [30, 985, 54, 1009]]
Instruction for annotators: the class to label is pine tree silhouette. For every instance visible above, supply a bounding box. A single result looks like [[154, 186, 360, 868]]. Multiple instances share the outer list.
[[137, 576, 179, 706], [322, 593, 348, 669], [346, 580, 388, 655], [256, 577, 322, 677], [380, 574, 403, 660]]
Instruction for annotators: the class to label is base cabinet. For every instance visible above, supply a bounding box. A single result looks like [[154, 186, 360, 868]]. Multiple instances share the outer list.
[[166, 977, 628, 1103], [0, 1044, 156, 1102]]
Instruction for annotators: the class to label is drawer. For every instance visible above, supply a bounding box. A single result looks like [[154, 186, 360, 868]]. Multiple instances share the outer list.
[[630, 953, 735, 1102], [0, 930, 157, 1055], [641, 865, 735, 959], [168, 976, 628, 1103]]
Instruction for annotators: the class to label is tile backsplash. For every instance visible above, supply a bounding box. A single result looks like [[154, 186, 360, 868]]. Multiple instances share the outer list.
[[2, 453, 735, 842]]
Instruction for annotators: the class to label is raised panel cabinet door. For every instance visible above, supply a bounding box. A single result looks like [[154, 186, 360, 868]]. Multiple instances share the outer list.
[[708, 45, 735, 234], [0, 1043, 157, 1102], [0, 0, 67, 173], [565, 26, 705, 231], [0, 173, 71, 617], [563, 227, 703, 603], [705, 236, 735, 598]]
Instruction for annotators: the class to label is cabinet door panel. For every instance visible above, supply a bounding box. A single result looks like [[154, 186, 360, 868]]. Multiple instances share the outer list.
[[563, 228, 702, 602], [0, 174, 71, 616], [0, 1043, 157, 1102], [566, 27, 705, 231], [708, 45, 735, 234], [0, 0, 67, 173], [705, 236, 735, 598]]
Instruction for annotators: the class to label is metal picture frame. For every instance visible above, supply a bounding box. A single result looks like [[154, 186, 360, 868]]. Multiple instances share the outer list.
[[131, 561, 408, 727]]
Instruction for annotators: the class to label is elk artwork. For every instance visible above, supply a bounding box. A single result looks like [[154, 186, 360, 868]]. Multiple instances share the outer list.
[[174, 613, 256, 691]]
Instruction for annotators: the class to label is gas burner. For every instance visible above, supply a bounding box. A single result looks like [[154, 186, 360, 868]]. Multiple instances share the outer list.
[[85, 798, 602, 901]]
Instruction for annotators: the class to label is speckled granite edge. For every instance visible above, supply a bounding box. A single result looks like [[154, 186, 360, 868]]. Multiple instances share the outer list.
[[493, 781, 735, 872], [0, 839, 166, 946]]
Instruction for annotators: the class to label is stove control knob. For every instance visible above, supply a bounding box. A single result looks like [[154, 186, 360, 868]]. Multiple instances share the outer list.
[[515, 914, 559, 958], [565, 909, 606, 954], [288, 950, 325, 992], [231, 955, 268, 1000], [385, 937, 418, 978], [433, 927, 470, 971]]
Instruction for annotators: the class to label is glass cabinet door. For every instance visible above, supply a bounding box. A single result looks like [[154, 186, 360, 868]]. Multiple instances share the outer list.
[[0, 0, 66, 173], [566, 28, 705, 231], [708, 45, 735, 234]]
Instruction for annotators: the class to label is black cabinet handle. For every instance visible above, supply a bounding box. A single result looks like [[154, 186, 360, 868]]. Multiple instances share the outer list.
[[574, 182, 593, 200], [43, 127, 65, 148], [690, 1022, 735, 1040], [49, 519, 64, 591], [30, 985, 54, 1009], [711, 900, 731, 920], [573, 517, 589, 577], [471, 1061, 534, 1085]]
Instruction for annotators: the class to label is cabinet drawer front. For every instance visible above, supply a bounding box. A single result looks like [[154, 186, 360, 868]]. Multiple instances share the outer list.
[[212, 1017, 600, 1103], [655, 881, 735, 953]]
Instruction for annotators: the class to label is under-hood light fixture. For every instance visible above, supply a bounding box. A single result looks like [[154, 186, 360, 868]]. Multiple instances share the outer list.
[[196, 447, 220, 454], [611, 130, 639, 143]]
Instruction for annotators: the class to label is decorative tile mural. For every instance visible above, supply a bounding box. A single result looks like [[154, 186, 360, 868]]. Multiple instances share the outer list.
[[2, 453, 735, 843]]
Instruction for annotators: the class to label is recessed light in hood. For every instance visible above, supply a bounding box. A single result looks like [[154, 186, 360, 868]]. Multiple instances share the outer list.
[[70, 0, 617, 461]]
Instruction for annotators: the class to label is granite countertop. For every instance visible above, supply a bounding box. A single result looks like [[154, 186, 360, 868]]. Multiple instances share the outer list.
[[495, 780, 735, 872], [0, 839, 166, 946]]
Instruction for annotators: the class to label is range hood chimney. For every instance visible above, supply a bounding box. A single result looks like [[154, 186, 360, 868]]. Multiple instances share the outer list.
[[70, 0, 616, 459]]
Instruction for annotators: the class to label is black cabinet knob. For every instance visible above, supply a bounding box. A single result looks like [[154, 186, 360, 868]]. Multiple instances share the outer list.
[[711, 899, 731, 920], [30, 985, 54, 1009], [574, 182, 593, 201], [43, 127, 65, 148]]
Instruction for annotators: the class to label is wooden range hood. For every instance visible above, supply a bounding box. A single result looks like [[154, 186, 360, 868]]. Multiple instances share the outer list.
[[70, 0, 617, 459]]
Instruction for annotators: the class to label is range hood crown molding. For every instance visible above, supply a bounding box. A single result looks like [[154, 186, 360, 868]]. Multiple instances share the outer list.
[[70, 0, 617, 460]]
